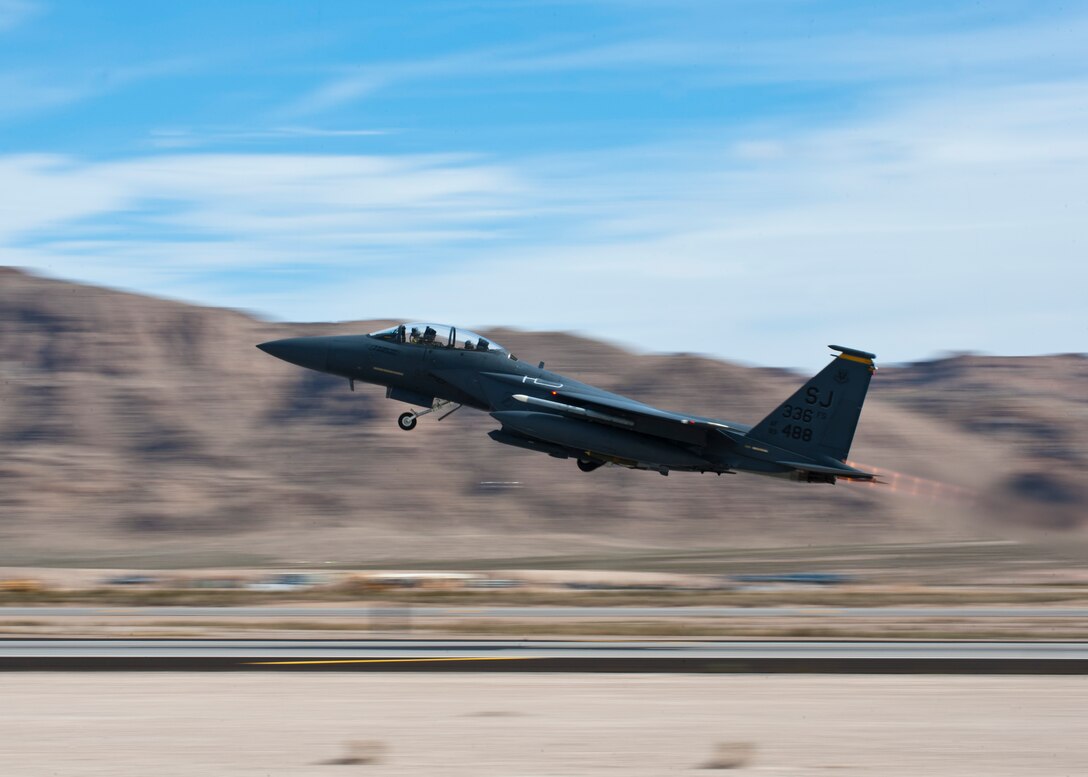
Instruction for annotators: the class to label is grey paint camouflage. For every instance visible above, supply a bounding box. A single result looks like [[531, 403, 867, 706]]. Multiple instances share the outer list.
[[258, 324, 876, 482]]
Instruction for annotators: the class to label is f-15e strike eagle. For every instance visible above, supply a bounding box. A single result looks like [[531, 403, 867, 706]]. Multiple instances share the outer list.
[[258, 323, 876, 483]]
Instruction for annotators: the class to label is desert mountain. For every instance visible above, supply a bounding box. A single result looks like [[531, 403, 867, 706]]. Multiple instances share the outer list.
[[0, 267, 1085, 565]]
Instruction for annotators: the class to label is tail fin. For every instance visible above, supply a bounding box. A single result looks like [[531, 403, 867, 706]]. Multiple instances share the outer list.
[[747, 345, 876, 463]]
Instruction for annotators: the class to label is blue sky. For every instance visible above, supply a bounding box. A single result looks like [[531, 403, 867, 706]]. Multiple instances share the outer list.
[[1, 0, 1085, 369]]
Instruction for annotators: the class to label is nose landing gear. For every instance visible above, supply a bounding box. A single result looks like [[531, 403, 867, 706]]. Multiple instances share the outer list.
[[577, 458, 604, 473], [396, 399, 461, 431]]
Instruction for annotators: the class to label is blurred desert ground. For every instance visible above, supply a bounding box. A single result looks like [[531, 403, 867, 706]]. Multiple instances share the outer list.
[[2, 674, 1085, 776], [1, 266, 1086, 570]]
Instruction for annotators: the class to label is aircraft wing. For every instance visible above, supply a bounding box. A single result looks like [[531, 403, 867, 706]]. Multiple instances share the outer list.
[[426, 367, 727, 445], [506, 387, 737, 446]]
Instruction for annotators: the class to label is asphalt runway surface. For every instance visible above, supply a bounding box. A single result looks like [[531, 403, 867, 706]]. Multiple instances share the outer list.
[[2, 638, 1085, 673], [4, 604, 1088, 618]]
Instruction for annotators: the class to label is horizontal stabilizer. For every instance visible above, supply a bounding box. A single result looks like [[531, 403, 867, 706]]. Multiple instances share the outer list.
[[777, 461, 875, 481]]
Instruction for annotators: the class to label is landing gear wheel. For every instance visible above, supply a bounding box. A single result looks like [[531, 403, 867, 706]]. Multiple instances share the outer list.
[[397, 412, 418, 431], [577, 459, 603, 473]]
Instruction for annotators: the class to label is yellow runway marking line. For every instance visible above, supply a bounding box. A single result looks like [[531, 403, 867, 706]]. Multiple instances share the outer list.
[[246, 656, 535, 666]]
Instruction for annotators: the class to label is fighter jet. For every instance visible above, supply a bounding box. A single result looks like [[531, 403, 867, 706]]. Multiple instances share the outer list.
[[258, 323, 876, 482]]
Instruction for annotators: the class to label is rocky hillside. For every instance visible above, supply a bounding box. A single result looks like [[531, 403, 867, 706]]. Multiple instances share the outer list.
[[0, 267, 1085, 565]]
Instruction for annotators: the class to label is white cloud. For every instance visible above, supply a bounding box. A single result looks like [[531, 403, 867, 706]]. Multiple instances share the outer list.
[[280, 8, 1088, 117], [3, 77, 1086, 369], [277, 46, 504, 118], [274, 78, 1088, 368], [0, 155, 131, 238], [0, 0, 37, 32], [0, 75, 92, 120], [0, 55, 211, 123], [1, 152, 519, 238]]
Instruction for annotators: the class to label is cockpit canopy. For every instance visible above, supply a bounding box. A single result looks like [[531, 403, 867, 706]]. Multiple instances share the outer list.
[[369, 323, 513, 358]]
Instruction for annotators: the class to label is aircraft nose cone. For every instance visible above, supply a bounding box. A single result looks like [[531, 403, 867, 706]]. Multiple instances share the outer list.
[[257, 337, 329, 372]]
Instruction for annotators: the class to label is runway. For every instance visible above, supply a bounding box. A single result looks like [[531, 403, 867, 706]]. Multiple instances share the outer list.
[[2, 638, 1085, 673], [3, 605, 1088, 619]]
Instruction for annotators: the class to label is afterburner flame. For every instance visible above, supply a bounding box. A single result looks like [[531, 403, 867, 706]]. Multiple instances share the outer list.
[[845, 461, 977, 505]]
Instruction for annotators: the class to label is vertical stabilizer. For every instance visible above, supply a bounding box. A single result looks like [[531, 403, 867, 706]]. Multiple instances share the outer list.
[[746, 345, 876, 463]]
